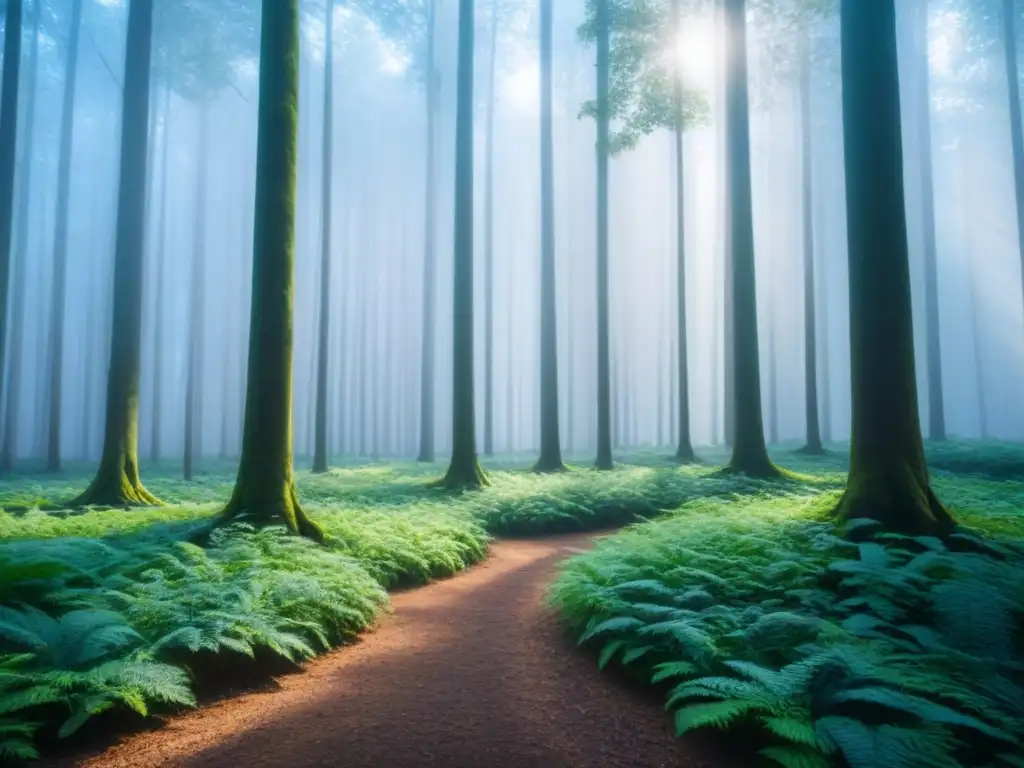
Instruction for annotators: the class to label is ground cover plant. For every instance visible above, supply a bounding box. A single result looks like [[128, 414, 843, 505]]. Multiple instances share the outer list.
[[0, 441, 1021, 761], [548, 448, 1024, 768]]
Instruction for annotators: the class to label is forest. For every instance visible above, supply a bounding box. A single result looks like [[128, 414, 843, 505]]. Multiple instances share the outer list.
[[0, 0, 1022, 765]]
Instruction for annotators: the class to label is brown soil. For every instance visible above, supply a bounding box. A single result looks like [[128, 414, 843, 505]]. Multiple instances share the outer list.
[[52, 533, 737, 768]]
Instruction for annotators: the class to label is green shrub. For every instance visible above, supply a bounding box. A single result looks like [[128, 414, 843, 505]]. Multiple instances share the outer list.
[[549, 493, 1024, 768]]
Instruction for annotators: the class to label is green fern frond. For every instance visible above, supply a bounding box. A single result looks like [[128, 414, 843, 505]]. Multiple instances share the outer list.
[[650, 661, 698, 684], [598, 640, 625, 670], [673, 699, 764, 735], [578, 616, 645, 644], [758, 745, 832, 768]]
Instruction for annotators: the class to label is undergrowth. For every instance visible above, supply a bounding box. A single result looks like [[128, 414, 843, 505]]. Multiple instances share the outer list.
[[549, 490, 1024, 768], [1, 441, 1021, 761]]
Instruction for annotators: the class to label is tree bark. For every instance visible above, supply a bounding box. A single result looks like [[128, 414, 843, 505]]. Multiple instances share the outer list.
[[0, 0, 27, 473], [73, 0, 161, 507], [1002, 0, 1024, 346], [719, 0, 735, 449], [670, 0, 694, 462], [836, 0, 953, 536], [216, 0, 322, 540], [312, 0, 335, 474], [534, 0, 564, 473], [483, 0, 498, 458], [594, 0, 613, 470], [798, 26, 823, 455], [183, 101, 210, 482], [417, 0, 438, 463], [150, 85, 170, 464], [438, 0, 488, 489], [722, 0, 778, 477], [914, 0, 946, 441], [46, 0, 85, 473]]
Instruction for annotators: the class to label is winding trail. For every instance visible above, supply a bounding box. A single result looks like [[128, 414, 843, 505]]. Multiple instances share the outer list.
[[58, 533, 735, 768]]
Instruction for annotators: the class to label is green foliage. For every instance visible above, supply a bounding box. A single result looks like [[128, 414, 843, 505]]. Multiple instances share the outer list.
[[578, 0, 710, 154], [0, 443, 1020, 759], [549, 484, 1024, 767]]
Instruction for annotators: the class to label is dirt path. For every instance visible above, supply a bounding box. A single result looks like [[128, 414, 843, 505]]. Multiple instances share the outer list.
[[57, 533, 734, 768]]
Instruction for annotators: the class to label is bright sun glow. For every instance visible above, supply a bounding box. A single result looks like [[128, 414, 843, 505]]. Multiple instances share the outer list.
[[668, 15, 717, 89], [929, 10, 963, 77], [502, 63, 540, 111]]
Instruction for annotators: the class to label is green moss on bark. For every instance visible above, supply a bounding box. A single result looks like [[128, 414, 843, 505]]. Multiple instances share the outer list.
[[837, 0, 954, 537], [74, 0, 159, 508], [216, 0, 322, 541]]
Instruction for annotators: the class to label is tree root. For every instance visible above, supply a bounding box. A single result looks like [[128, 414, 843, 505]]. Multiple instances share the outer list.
[[70, 464, 162, 509], [834, 468, 955, 537], [533, 457, 567, 474], [215, 482, 325, 543], [432, 459, 490, 490]]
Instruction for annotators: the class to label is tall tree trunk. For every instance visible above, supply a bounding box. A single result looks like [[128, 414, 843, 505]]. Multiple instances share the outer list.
[[1003, 0, 1024, 350], [312, 0, 335, 474], [183, 101, 210, 482], [594, 0, 613, 470], [217, 0, 322, 540], [723, 0, 778, 477], [837, 0, 953, 536], [798, 27, 823, 455], [670, 0, 694, 462], [483, 0, 498, 457], [961, 134, 988, 439], [914, 0, 946, 441], [150, 85, 170, 464], [438, 0, 488, 488], [720, 0, 735, 449], [0, 0, 27, 472], [73, 0, 160, 507], [417, 0, 438, 463], [46, 0, 85, 473], [534, 0, 564, 473]]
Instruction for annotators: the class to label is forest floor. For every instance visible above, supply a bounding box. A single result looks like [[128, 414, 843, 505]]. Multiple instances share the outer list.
[[50, 533, 735, 768], [1, 441, 1022, 766]]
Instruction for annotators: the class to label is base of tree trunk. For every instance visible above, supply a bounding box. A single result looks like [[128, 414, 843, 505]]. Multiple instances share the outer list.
[[70, 458, 162, 508], [834, 467, 955, 537], [216, 482, 325, 542], [795, 442, 826, 457], [417, 451, 435, 463], [595, 451, 614, 471], [533, 456, 567, 474], [720, 454, 784, 479], [311, 460, 329, 474], [674, 444, 698, 464], [433, 459, 489, 490]]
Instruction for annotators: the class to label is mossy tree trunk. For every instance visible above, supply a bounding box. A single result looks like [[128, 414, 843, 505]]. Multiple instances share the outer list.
[[46, 0, 85, 473], [837, 0, 954, 537], [912, 0, 946, 442], [150, 85, 170, 464], [73, 0, 161, 507], [183, 101, 210, 482], [418, 0, 438, 463], [483, 0, 498, 458], [438, 0, 488, 490], [534, 0, 564, 474], [670, 0, 694, 463], [1002, 0, 1024, 345], [217, 0, 322, 541], [798, 26, 823, 455], [594, 0, 613, 470], [312, 0, 335, 475], [0, 0, 25, 474], [723, 0, 779, 478]]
